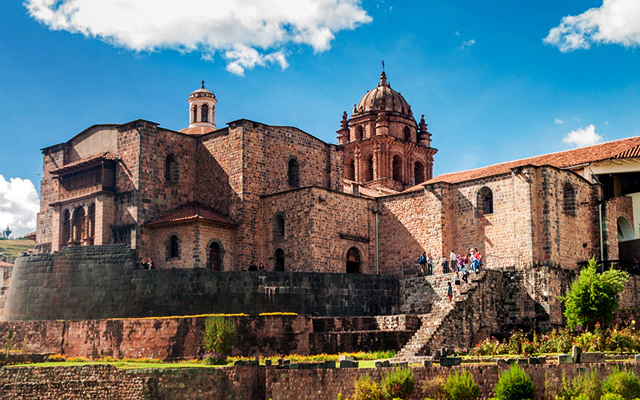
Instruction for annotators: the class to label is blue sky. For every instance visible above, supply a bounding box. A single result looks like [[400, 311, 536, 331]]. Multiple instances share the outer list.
[[1, 0, 640, 236]]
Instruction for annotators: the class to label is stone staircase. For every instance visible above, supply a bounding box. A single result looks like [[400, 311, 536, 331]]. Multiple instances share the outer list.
[[393, 270, 488, 363]]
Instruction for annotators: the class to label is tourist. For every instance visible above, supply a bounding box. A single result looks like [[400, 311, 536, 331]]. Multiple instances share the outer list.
[[457, 254, 464, 272], [148, 258, 155, 269], [426, 253, 433, 276], [418, 252, 427, 276], [462, 265, 469, 285], [248, 263, 258, 271], [454, 270, 461, 286], [259, 263, 265, 271], [447, 282, 453, 302], [140, 258, 148, 270], [441, 256, 449, 274], [450, 250, 457, 270]]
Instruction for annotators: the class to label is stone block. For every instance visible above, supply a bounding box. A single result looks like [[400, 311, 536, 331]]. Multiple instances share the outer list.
[[439, 357, 461, 367], [423, 359, 433, 367], [497, 359, 507, 367], [339, 355, 354, 361], [635, 354, 640, 363], [528, 357, 540, 365], [323, 360, 336, 369], [580, 352, 605, 363], [390, 361, 408, 368], [516, 359, 528, 366], [558, 354, 573, 364], [340, 360, 359, 368], [572, 346, 582, 364], [288, 363, 298, 369]]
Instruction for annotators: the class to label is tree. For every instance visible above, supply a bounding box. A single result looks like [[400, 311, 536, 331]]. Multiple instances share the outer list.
[[560, 257, 628, 331], [201, 316, 237, 356]]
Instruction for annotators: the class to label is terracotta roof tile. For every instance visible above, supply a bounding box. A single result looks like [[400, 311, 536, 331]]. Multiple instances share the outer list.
[[405, 135, 640, 191], [23, 231, 36, 241], [145, 202, 236, 227], [50, 152, 117, 175], [178, 126, 216, 136]]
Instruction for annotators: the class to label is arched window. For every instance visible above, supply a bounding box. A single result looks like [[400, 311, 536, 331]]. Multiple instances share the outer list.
[[165, 154, 176, 182], [392, 155, 403, 182], [414, 161, 425, 185], [274, 248, 285, 271], [201, 104, 209, 122], [169, 235, 179, 258], [346, 247, 361, 273], [288, 158, 300, 187], [618, 217, 635, 242], [477, 187, 493, 216], [209, 241, 222, 271], [273, 214, 285, 239], [363, 154, 374, 181], [191, 106, 197, 123], [403, 126, 411, 142], [563, 182, 576, 217], [62, 209, 71, 245], [72, 207, 85, 243], [344, 158, 355, 181], [355, 126, 364, 141], [88, 203, 95, 241]]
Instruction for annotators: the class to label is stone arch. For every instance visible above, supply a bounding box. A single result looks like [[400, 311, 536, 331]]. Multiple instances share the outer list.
[[344, 157, 355, 181], [288, 156, 300, 187], [618, 216, 635, 242], [191, 105, 198, 123], [403, 126, 411, 142], [167, 233, 180, 259], [346, 246, 362, 273], [201, 103, 209, 122], [274, 248, 285, 271], [272, 212, 285, 240], [362, 154, 374, 182], [355, 125, 364, 141], [61, 209, 71, 245], [563, 181, 576, 217], [87, 203, 96, 243], [165, 154, 177, 182], [72, 206, 86, 243], [476, 186, 493, 217], [207, 239, 224, 271], [414, 160, 425, 185], [392, 154, 403, 182]]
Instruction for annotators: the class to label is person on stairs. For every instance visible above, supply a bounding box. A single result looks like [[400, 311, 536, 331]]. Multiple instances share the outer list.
[[447, 281, 453, 303]]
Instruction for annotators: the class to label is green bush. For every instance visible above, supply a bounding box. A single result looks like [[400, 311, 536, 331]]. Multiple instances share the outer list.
[[601, 394, 625, 400], [443, 369, 479, 400], [201, 316, 237, 356], [507, 331, 528, 355], [353, 374, 383, 400], [422, 376, 446, 400], [381, 367, 415, 400], [493, 364, 535, 400], [560, 370, 602, 400], [602, 368, 640, 399]]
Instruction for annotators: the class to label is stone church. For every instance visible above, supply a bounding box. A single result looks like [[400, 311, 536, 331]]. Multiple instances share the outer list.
[[35, 72, 640, 274]]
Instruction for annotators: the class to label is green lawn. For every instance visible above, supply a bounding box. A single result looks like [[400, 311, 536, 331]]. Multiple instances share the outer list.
[[0, 239, 34, 260]]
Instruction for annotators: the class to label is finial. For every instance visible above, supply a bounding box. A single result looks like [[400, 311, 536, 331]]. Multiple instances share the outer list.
[[342, 111, 348, 120], [382, 60, 385, 71], [380, 71, 387, 86], [201, 80, 205, 89]]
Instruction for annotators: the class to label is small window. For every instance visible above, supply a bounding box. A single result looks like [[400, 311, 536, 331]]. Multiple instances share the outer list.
[[355, 126, 364, 141], [363, 154, 374, 181], [392, 155, 403, 182], [563, 182, 576, 217], [403, 126, 411, 142], [346, 247, 361, 273], [209, 241, 222, 271], [414, 161, 425, 185], [288, 158, 300, 187], [273, 214, 285, 239], [165, 155, 176, 182], [274, 248, 285, 271], [344, 158, 355, 181], [477, 187, 493, 216], [169, 235, 179, 258], [201, 104, 209, 122]]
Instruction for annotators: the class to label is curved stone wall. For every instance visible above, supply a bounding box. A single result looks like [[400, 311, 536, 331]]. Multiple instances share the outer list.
[[4, 245, 399, 321]]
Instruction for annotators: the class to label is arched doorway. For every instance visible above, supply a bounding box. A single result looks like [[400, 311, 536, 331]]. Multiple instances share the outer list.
[[209, 242, 222, 271], [72, 207, 85, 244], [274, 249, 285, 271], [346, 247, 361, 273], [62, 209, 71, 246]]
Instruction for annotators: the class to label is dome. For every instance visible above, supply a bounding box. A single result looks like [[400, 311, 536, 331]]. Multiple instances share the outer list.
[[354, 72, 412, 119], [189, 81, 216, 101]]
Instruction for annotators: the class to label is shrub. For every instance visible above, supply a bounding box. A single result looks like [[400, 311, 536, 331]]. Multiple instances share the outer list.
[[381, 367, 415, 400], [507, 331, 528, 355], [203, 352, 228, 365], [560, 369, 601, 400], [353, 374, 383, 400], [471, 337, 508, 356], [601, 394, 625, 400], [422, 376, 446, 399], [602, 368, 640, 399], [201, 316, 237, 357], [443, 369, 479, 400], [493, 364, 535, 400]]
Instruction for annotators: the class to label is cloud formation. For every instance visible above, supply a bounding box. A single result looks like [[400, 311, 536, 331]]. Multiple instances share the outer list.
[[545, 0, 640, 52], [563, 124, 603, 147], [461, 39, 476, 49], [24, 0, 372, 75], [0, 175, 39, 238], [554, 118, 565, 125]]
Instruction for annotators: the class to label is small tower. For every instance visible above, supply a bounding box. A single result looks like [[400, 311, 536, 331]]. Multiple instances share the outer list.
[[187, 80, 217, 131]]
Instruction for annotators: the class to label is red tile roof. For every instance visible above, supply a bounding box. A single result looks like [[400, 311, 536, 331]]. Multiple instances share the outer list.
[[406, 135, 640, 191], [178, 126, 216, 136], [23, 231, 36, 241], [50, 152, 117, 175], [145, 202, 236, 227]]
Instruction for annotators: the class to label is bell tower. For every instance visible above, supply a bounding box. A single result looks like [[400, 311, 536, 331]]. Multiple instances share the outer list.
[[338, 71, 437, 194], [188, 81, 217, 130]]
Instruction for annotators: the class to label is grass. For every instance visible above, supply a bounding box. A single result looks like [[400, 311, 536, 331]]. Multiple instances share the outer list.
[[0, 239, 34, 260], [10, 361, 222, 369]]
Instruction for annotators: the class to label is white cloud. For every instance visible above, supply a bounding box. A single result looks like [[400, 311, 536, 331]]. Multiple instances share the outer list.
[[0, 175, 39, 238], [554, 118, 565, 125], [562, 124, 603, 147], [461, 39, 476, 49], [545, 0, 640, 52], [455, 31, 460, 36], [24, 0, 371, 75], [604, 120, 609, 126]]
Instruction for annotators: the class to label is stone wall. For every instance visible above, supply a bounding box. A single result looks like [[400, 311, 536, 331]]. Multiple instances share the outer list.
[[0, 315, 414, 360], [3, 363, 640, 400], [4, 245, 400, 321]]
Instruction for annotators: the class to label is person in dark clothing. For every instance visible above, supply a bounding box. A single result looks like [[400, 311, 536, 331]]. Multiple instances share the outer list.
[[447, 282, 453, 302]]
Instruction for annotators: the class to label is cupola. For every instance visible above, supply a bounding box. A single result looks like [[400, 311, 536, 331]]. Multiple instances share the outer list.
[[187, 80, 217, 131]]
